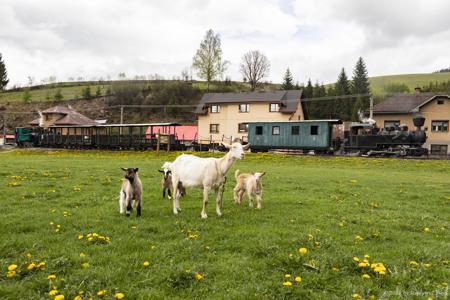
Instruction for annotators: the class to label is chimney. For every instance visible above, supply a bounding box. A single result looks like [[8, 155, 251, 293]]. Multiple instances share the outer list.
[[415, 87, 421, 95]]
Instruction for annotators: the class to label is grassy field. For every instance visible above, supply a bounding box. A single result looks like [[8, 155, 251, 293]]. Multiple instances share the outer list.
[[0, 150, 449, 299], [369, 72, 450, 95]]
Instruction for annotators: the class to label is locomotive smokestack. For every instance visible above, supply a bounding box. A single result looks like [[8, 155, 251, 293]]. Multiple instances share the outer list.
[[415, 87, 422, 95], [413, 116, 425, 130]]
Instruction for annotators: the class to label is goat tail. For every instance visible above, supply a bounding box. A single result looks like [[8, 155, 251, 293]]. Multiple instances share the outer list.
[[235, 169, 240, 180]]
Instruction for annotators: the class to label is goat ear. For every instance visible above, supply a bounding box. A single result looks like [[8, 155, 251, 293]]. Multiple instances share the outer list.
[[243, 143, 250, 150], [134, 168, 139, 173], [221, 143, 231, 149], [261, 172, 266, 176], [158, 170, 164, 173], [121, 167, 127, 171]]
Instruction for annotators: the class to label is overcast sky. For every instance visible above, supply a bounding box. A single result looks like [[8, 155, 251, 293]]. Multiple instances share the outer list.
[[1, 0, 449, 87]]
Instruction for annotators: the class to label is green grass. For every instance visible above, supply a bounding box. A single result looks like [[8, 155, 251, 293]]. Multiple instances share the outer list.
[[0, 150, 449, 299], [369, 72, 450, 95]]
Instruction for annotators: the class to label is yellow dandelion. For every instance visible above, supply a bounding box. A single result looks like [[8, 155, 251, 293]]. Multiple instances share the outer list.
[[298, 247, 308, 255], [143, 261, 150, 267], [423, 227, 431, 232], [295, 276, 302, 283], [282, 281, 292, 287], [332, 267, 339, 272], [26, 253, 32, 258], [87, 237, 94, 241], [364, 254, 370, 259], [47, 274, 56, 280], [194, 272, 204, 281], [81, 262, 90, 269], [49, 290, 59, 296], [284, 274, 291, 278], [74, 296, 83, 300], [54, 295, 65, 300], [97, 290, 107, 298], [352, 294, 362, 300], [362, 274, 371, 279], [353, 257, 360, 262], [8, 264, 18, 271], [115, 292, 125, 299], [38, 262, 46, 269], [409, 260, 419, 266], [354, 235, 364, 242], [50, 222, 54, 225], [423, 263, 432, 268], [6, 270, 16, 278], [27, 262, 36, 270], [78, 235, 84, 240], [80, 253, 86, 257]]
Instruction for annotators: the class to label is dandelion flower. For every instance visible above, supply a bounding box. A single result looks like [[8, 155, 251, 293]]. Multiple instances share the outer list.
[[194, 272, 204, 281], [423, 227, 431, 232], [352, 294, 362, 300], [115, 292, 125, 299], [27, 263, 36, 270], [282, 281, 292, 287], [74, 296, 83, 300], [298, 247, 308, 255], [78, 235, 84, 240], [80, 253, 86, 257], [143, 261, 150, 267], [353, 257, 360, 262], [97, 290, 107, 298], [47, 274, 56, 280], [409, 260, 419, 266], [295, 276, 302, 283], [81, 262, 90, 269], [6, 271, 16, 278], [49, 290, 58, 296], [8, 264, 18, 271], [54, 295, 64, 300], [423, 263, 431, 268], [284, 274, 291, 278], [354, 235, 364, 242], [332, 267, 339, 272], [26, 253, 32, 258], [362, 274, 371, 279]]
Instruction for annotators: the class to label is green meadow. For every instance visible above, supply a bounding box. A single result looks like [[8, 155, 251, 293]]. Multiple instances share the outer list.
[[0, 150, 449, 299]]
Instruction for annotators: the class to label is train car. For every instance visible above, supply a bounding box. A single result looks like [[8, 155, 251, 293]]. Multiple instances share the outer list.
[[248, 120, 342, 152], [14, 127, 41, 147], [31, 123, 181, 150]]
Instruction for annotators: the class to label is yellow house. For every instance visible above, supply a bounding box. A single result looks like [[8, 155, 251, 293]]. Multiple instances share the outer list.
[[373, 90, 450, 154], [194, 90, 304, 143]]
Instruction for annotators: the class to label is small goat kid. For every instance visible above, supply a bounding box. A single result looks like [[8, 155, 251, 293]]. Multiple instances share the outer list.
[[158, 162, 185, 200], [169, 141, 249, 219], [233, 170, 266, 209], [119, 168, 143, 217]]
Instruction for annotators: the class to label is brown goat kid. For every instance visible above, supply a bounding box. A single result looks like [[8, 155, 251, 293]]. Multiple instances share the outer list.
[[233, 169, 266, 209], [120, 168, 143, 217]]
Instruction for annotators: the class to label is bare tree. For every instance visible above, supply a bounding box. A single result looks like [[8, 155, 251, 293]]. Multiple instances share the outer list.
[[192, 29, 228, 91], [239, 50, 270, 91]]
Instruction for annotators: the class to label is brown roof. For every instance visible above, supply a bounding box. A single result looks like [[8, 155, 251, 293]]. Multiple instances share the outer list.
[[373, 93, 449, 113], [28, 106, 97, 126], [194, 90, 302, 114]]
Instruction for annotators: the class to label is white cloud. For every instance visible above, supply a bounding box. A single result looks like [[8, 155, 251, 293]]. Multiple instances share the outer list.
[[0, 0, 449, 87]]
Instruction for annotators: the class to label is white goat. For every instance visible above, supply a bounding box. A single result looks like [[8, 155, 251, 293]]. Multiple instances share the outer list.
[[233, 170, 266, 209], [169, 141, 249, 219], [119, 167, 143, 217]]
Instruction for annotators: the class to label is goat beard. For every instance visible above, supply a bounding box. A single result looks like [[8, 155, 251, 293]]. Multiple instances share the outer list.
[[125, 176, 135, 184]]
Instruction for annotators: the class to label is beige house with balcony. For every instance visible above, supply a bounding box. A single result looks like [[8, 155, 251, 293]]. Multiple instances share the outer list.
[[372, 90, 450, 154], [194, 90, 303, 143]]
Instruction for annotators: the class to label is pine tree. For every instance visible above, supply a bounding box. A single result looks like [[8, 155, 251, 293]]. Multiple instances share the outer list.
[[335, 68, 352, 120], [0, 53, 9, 91], [281, 68, 294, 90], [304, 79, 313, 98], [351, 57, 371, 120], [96, 86, 102, 97], [54, 89, 63, 101]]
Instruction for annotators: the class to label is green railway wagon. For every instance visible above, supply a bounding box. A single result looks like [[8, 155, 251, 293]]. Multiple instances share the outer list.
[[248, 120, 342, 152]]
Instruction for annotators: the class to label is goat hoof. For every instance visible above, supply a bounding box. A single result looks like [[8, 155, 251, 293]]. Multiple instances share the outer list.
[[201, 213, 208, 219]]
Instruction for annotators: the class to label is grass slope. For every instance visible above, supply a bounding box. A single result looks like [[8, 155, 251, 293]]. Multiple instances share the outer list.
[[0, 150, 449, 299], [369, 72, 450, 95]]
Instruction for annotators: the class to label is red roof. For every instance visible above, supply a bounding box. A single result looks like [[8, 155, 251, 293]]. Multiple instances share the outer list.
[[146, 125, 197, 141]]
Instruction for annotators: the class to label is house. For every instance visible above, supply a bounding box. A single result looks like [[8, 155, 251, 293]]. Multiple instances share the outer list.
[[29, 105, 98, 128], [194, 90, 303, 144], [372, 88, 450, 154]]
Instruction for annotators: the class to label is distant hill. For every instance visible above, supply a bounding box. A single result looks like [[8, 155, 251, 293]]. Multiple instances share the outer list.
[[368, 72, 450, 95]]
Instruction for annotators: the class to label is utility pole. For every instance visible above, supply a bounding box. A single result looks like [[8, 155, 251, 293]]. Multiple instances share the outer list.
[[2, 115, 6, 146], [120, 106, 124, 125], [369, 97, 373, 119]]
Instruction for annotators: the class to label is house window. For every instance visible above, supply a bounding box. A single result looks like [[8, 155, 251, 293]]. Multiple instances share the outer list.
[[269, 103, 280, 112], [384, 120, 400, 129], [431, 120, 449, 132], [211, 105, 220, 113], [431, 144, 448, 155], [255, 126, 263, 135], [310, 125, 318, 135], [239, 104, 250, 113], [238, 123, 248, 133], [437, 100, 445, 105], [291, 126, 300, 135], [272, 126, 280, 135], [210, 124, 219, 133]]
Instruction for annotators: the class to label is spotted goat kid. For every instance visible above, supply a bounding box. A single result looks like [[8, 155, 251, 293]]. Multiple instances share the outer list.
[[119, 167, 143, 217], [158, 162, 186, 201], [233, 170, 266, 209]]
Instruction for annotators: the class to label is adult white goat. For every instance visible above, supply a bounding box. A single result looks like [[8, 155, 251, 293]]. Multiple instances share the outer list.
[[169, 141, 249, 219]]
